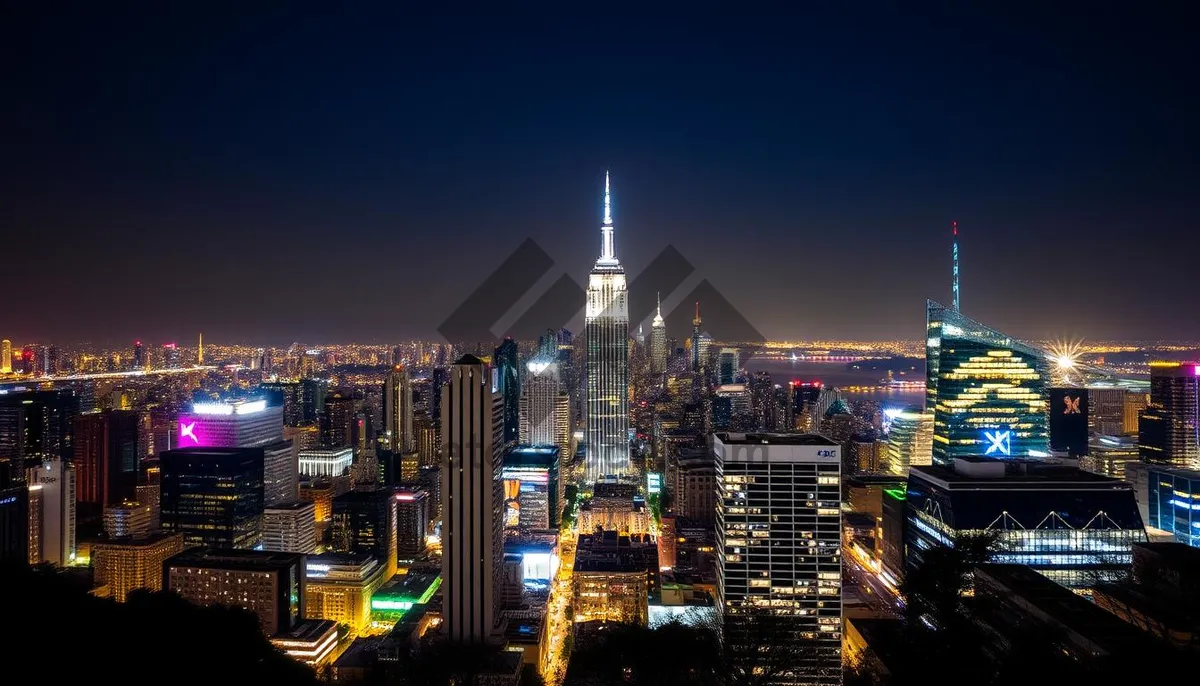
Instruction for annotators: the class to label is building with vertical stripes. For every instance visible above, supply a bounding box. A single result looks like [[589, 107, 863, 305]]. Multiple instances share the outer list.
[[441, 355, 504, 643]]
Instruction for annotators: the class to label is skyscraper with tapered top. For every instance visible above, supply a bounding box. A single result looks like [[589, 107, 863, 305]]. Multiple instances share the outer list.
[[650, 293, 667, 374], [585, 171, 630, 482]]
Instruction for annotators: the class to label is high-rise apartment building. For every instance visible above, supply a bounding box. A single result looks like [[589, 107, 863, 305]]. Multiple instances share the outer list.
[[0, 389, 78, 483], [1139, 362, 1199, 468], [394, 487, 430, 557], [160, 447, 265, 549], [885, 407, 933, 476], [321, 393, 357, 449], [331, 489, 397, 577], [495, 339, 520, 447], [262, 501, 317, 553], [585, 172, 631, 481], [103, 501, 153, 539], [27, 458, 76, 566], [441, 354, 504, 643], [925, 300, 1049, 464], [714, 433, 842, 685], [1089, 386, 1127, 436], [92, 532, 185, 601], [164, 549, 305, 636], [501, 446, 560, 531], [519, 355, 561, 447], [385, 365, 414, 453]]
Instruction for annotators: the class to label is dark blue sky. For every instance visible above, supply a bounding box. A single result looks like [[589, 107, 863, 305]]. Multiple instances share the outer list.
[[5, 5, 1197, 345]]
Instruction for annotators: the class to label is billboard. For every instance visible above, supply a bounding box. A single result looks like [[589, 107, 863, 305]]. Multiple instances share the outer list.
[[1049, 387, 1089, 456]]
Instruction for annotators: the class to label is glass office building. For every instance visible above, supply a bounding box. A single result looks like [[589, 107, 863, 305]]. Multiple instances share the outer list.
[[926, 300, 1049, 465], [1138, 463, 1200, 548], [905, 459, 1146, 588]]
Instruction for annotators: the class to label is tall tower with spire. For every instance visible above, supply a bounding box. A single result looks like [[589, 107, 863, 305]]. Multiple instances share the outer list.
[[952, 221, 960, 313], [650, 292, 667, 374], [690, 302, 704, 372], [585, 171, 630, 482]]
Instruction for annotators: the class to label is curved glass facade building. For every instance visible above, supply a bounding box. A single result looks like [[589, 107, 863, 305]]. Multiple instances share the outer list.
[[925, 300, 1049, 465]]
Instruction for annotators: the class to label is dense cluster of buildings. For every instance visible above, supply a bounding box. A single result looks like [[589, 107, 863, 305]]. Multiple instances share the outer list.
[[2, 175, 1199, 684]]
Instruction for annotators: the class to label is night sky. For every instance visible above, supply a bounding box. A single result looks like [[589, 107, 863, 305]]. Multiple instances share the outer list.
[[5, 5, 1197, 345]]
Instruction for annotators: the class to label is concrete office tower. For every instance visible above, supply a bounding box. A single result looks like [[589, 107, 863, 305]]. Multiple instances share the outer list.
[[585, 171, 631, 481], [519, 355, 561, 447], [715, 433, 842, 686], [27, 458, 76, 566], [650, 294, 667, 375], [441, 355, 504, 643], [262, 501, 317, 553], [385, 365, 414, 453], [885, 407, 933, 476]]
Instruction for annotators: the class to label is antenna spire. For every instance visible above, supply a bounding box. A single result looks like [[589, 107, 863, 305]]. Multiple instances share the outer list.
[[597, 171, 617, 264], [952, 221, 960, 312]]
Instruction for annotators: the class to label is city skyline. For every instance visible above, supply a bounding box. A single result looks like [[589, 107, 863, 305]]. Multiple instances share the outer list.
[[5, 7, 1198, 343]]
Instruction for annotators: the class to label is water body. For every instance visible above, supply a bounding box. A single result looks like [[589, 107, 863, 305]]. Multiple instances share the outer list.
[[744, 356, 925, 408]]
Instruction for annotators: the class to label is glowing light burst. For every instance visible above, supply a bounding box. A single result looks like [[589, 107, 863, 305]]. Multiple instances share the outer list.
[[1047, 338, 1085, 386]]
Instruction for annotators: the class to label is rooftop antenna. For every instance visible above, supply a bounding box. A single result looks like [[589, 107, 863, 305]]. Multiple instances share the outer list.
[[952, 221, 960, 312]]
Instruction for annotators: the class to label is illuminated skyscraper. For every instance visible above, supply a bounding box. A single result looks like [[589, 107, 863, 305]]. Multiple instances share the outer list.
[[650, 294, 667, 375], [74, 410, 142, 506], [27, 458, 76, 566], [177, 400, 297, 506], [160, 447, 265, 549], [494, 339, 520, 447], [585, 172, 630, 481], [925, 300, 1049, 464], [714, 433, 842, 685], [133, 340, 145, 369], [0, 339, 10, 373], [1139, 362, 1199, 468], [385, 365, 414, 453], [519, 354, 560, 447], [885, 406, 933, 475], [441, 354, 503, 643]]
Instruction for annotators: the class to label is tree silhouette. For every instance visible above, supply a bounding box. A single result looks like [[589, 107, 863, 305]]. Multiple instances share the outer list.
[[4, 561, 317, 683]]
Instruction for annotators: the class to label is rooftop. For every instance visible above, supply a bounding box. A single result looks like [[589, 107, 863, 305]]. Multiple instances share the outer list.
[[714, 432, 838, 446], [975, 563, 1164, 657], [264, 500, 316, 512], [911, 460, 1130, 489], [166, 548, 304, 569], [272, 618, 337, 642]]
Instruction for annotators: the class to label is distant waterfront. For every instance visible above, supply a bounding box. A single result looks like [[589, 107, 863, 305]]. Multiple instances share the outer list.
[[745, 356, 924, 406]]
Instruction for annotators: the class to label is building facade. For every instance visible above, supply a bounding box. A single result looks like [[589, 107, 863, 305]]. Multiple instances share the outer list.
[[160, 447, 265, 549], [714, 433, 842, 686], [92, 532, 185, 601], [26, 458, 76, 566], [164, 548, 305, 636], [441, 354, 504, 643], [1138, 362, 1199, 468], [305, 552, 389, 636], [262, 501, 317, 553], [905, 459, 1147, 588]]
